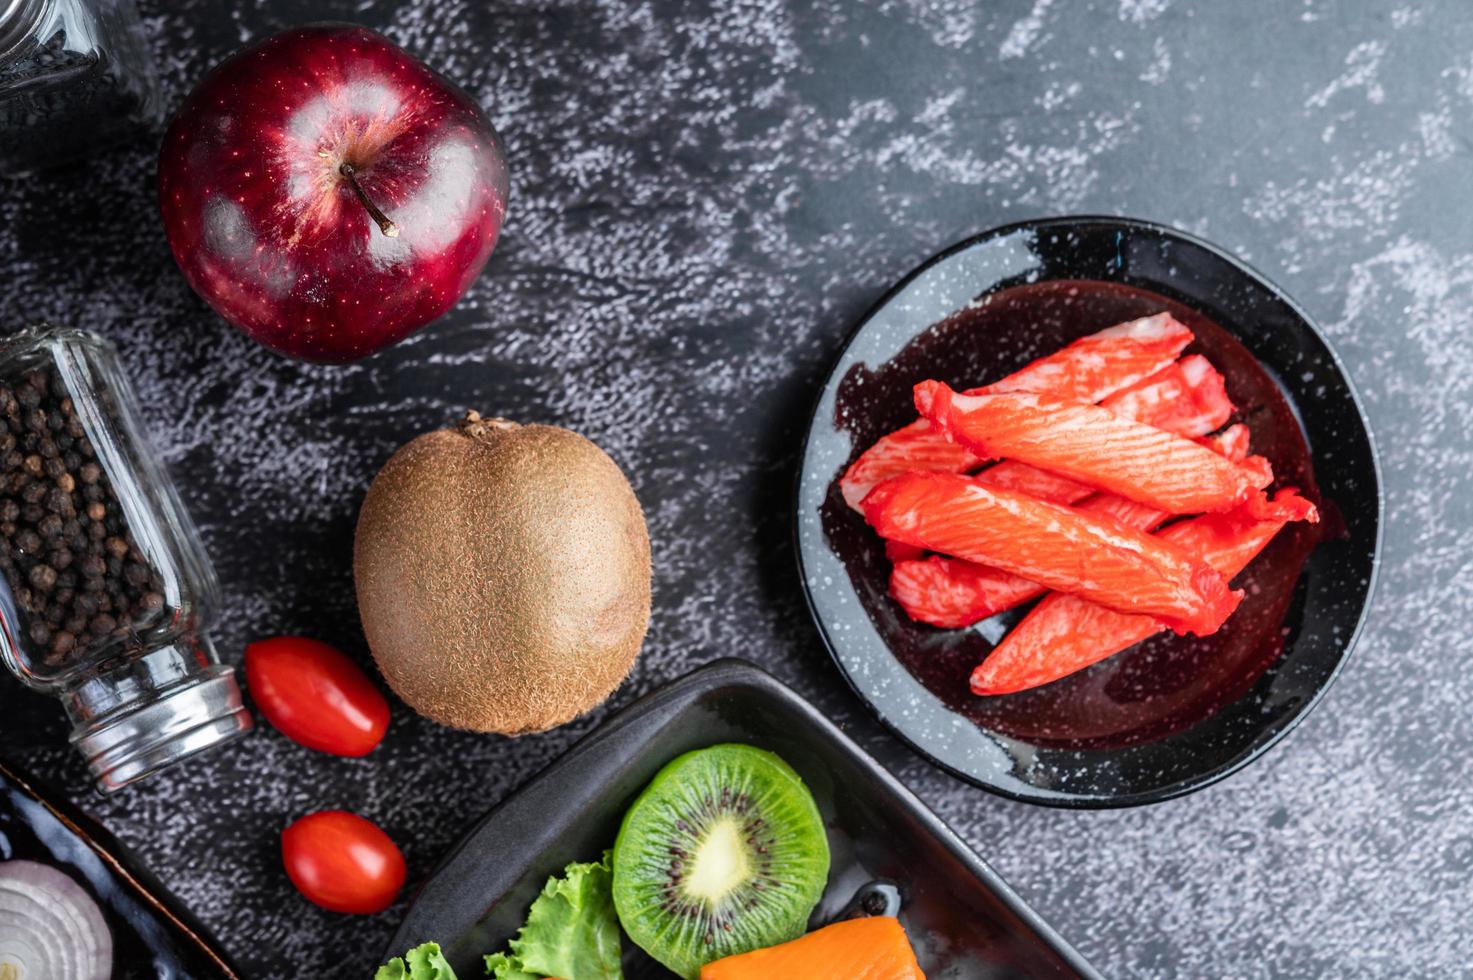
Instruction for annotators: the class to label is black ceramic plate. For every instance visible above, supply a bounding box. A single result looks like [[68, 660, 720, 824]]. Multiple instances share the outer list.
[[388, 659, 1098, 979], [795, 216, 1381, 808], [0, 757, 240, 977]]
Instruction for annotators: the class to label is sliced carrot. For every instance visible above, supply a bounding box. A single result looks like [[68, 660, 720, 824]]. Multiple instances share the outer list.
[[971, 490, 1318, 695], [890, 423, 1255, 628], [863, 471, 1241, 636], [915, 383, 1272, 516], [838, 313, 1193, 509], [699, 916, 925, 980]]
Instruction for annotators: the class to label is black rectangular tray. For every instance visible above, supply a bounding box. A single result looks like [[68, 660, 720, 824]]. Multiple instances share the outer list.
[[388, 659, 1099, 979]]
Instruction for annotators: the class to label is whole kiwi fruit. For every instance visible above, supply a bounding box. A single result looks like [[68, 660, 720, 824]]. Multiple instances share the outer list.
[[353, 411, 651, 734]]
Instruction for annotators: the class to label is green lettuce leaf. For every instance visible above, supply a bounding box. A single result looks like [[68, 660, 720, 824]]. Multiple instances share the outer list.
[[483, 952, 540, 980], [375, 942, 459, 980], [483, 851, 622, 980]]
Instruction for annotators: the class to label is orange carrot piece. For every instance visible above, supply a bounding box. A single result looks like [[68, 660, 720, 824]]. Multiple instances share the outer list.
[[863, 471, 1241, 636], [699, 916, 926, 980], [838, 313, 1193, 509], [915, 383, 1272, 515], [972, 490, 1318, 695]]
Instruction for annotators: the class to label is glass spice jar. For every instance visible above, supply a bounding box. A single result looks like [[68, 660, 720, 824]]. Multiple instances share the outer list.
[[0, 324, 250, 793], [0, 0, 163, 176]]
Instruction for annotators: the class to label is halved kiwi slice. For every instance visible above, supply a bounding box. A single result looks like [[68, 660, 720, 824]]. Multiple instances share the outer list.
[[611, 743, 831, 979]]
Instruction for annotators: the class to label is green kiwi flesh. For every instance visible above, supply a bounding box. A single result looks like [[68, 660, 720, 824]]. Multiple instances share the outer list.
[[611, 743, 831, 979]]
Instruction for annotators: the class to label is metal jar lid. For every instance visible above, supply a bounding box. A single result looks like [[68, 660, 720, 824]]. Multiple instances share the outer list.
[[65, 645, 253, 794]]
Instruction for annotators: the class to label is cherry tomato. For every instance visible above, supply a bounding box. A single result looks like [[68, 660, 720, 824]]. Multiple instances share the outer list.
[[245, 636, 389, 756], [282, 810, 406, 914]]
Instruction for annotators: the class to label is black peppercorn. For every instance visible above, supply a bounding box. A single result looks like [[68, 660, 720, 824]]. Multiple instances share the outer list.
[[27, 564, 56, 591], [0, 373, 166, 672], [45, 487, 71, 514]]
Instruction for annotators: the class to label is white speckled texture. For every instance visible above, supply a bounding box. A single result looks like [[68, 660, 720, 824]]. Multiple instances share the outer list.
[[1, 1, 1468, 976]]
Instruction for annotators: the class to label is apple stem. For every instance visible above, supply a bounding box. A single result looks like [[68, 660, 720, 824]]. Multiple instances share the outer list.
[[338, 162, 400, 238]]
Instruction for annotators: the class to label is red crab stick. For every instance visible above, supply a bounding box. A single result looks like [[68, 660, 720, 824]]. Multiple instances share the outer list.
[[861, 471, 1242, 636], [891, 425, 1253, 628], [972, 490, 1319, 695], [916, 383, 1272, 515], [839, 313, 1193, 509], [974, 353, 1234, 510]]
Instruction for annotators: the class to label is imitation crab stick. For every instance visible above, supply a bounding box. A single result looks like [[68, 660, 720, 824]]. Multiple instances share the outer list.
[[892, 424, 1255, 627], [699, 916, 925, 980], [915, 383, 1272, 516], [890, 492, 1172, 629], [838, 313, 1194, 509], [971, 490, 1318, 695], [862, 471, 1241, 636], [971, 354, 1234, 516]]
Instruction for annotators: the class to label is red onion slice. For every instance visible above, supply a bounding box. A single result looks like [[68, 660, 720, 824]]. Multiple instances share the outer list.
[[0, 860, 112, 980]]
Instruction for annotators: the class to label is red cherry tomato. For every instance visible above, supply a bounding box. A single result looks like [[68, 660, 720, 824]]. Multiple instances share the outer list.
[[245, 636, 389, 756], [282, 810, 406, 914]]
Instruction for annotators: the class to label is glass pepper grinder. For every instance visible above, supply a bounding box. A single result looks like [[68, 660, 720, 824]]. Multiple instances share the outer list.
[[0, 0, 163, 176], [0, 325, 251, 793]]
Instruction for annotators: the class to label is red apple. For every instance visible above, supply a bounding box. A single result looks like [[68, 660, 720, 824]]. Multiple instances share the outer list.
[[158, 24, 508, 363]]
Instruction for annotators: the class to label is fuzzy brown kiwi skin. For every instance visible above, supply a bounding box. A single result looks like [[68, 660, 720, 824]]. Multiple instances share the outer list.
[[353, 412, 652, 734]]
